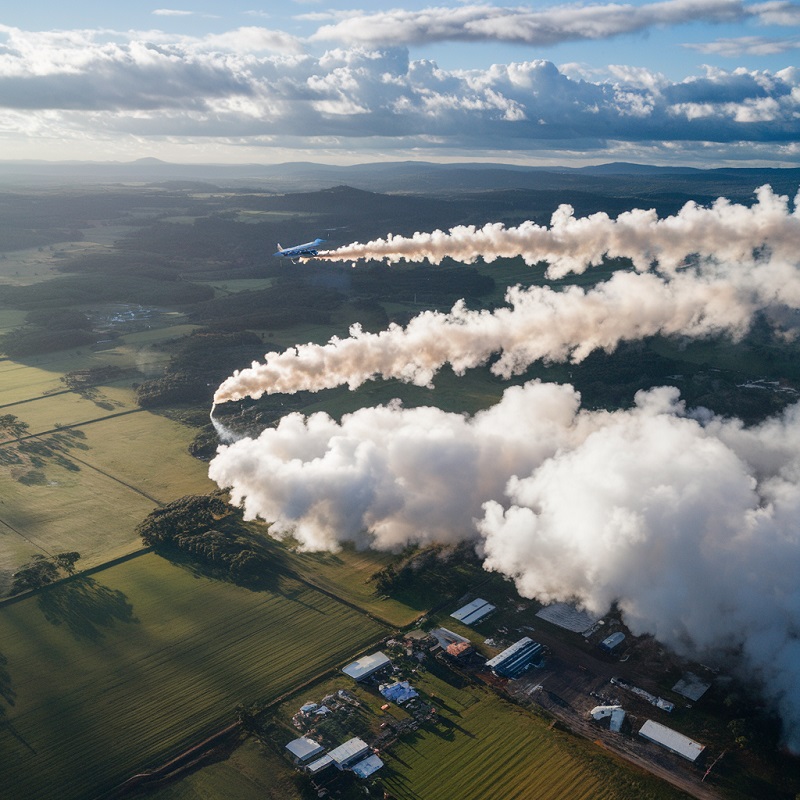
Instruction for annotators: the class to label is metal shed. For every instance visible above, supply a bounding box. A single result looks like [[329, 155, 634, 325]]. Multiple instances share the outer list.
[[328, 737, 371, 770], [639, 719, 705, 762], [342, 651, 391, 681], [352, 754, 384, 778], [450, 598, 496, 626], [485, 637, 544, 678], [285, 737, 325, 763]]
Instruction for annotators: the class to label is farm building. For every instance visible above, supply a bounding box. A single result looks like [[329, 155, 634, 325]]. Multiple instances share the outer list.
[[599, 632, 626, 653], [342, 651, 391, 681], [639, 720, 705, 762], [672, 673, 712, 702], [450, 598, 496, 626], [485, 637, 545, 678], [328, 737, 372, 770], [379, 681, 419, 704], [535, 602, 599, 633], [590, 705, 626, 732], [306, 754, 334, 775], [430, 627, 470, 650], [446, 641, 474, 659], [352, 754, 384, 779], [285, 737, 325, 764]]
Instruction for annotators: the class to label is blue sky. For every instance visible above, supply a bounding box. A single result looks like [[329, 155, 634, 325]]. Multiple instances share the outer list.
[[1, 1, 798, 165]]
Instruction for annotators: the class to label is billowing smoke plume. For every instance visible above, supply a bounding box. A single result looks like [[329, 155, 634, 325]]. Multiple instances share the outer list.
[[214, 187, 800, 405], [319, 185, 800, 279], [209, 381, 800, 749]]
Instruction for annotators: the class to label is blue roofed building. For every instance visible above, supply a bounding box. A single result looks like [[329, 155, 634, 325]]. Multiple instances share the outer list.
[[485, 637, 545, 678], [379, 680, 419, 704]]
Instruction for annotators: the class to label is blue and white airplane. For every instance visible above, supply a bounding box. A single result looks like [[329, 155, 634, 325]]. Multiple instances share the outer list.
[[273, 238, 326, 262]]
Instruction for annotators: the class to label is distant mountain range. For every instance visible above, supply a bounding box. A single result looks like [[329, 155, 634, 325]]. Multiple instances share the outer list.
[[0, 158, 797, 201]]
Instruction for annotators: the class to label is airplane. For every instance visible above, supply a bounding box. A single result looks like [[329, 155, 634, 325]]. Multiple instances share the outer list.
[[273, 238, 326, 262]]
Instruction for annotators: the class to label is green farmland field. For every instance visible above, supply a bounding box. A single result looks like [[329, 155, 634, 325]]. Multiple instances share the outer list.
[[0, 551, 386, 800], [0, 399, 213, 584], [148, 738, 304, 800], [286, 545, 422, 628], [380, 674, 687, 800]]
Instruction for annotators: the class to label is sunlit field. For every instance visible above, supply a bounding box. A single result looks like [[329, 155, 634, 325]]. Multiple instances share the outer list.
[[0, 551, 386, 800]]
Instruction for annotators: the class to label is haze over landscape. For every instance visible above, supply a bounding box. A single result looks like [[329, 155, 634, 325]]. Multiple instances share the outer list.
[[1, 3, 800, 800]]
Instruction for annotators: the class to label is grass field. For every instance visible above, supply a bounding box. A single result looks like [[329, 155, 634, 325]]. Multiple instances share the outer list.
[[258, 654, 687, 800], [285, 544, 424, 628], [146, 738, 304, 800], [0, 389, 213, 586], [0, 456, 154, 577], [0, 551, 386, 800], [1, 383, 138, 430], [378, 672, 687, 800], [0, 318, 214, 588]]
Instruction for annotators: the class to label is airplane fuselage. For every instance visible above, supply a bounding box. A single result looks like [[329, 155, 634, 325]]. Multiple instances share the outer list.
[[273, 238, 326, 259]]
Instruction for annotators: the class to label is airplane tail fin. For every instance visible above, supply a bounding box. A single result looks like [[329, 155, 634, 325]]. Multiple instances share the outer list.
[[277, 243, 283, 251]]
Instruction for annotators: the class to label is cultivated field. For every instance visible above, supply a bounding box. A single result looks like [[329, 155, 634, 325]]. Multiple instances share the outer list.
[[147, 738, 304, 800], [285, 545, 421, 627], [0, 551, 386, 800], [0, 456, 154, 580], [379, 673, 687, 800], [0, 316, 214, 588], [260, 655, 687, 800]]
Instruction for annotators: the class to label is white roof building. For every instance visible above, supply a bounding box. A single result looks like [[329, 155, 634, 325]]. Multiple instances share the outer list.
[[639, 720, 705, 762], [306, 754, 334, 774], [535, 602, 599, 633], [328, 737, 371, 769], [590, 705, 626, 732], [430, 627, 470, 649], [672, 673, 712, 702], [352, 754, 384, 778], [450, 598, 496, 626], [342, 651, 391, 681], [285, 737, 325, 763]]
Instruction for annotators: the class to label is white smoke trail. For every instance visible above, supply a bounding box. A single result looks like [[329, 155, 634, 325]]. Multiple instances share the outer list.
[[319, 185, 800, 279], [214, 259, 800, 404], [214, 186, 800, 405], [209, 381, 800, 749], [209, 403, 240, 443]]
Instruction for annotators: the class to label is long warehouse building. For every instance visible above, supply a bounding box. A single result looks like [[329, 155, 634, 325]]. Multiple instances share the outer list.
[[639, 720, 705, 762], [485, 637, 545, 679]]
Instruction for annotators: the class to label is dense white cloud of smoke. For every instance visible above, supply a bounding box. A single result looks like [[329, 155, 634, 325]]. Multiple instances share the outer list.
[[209, 381, 800, 748], [209, 185, 800, 746], [214, 187, 800, 405]]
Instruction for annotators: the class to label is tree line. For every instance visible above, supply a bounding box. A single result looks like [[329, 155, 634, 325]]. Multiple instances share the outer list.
[[137, 494, 273, 583]]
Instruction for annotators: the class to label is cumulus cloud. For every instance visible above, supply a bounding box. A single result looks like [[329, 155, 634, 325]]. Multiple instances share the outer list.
[[209, 381, 800, 749], [0, 24, 797, 151], [214, 186, 800, 404]]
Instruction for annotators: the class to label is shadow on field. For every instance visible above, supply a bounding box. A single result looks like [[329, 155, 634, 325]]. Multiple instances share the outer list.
[[36, 576, 138, 641], [0, 652, 15, 709], [158, 548, 291, 596]]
